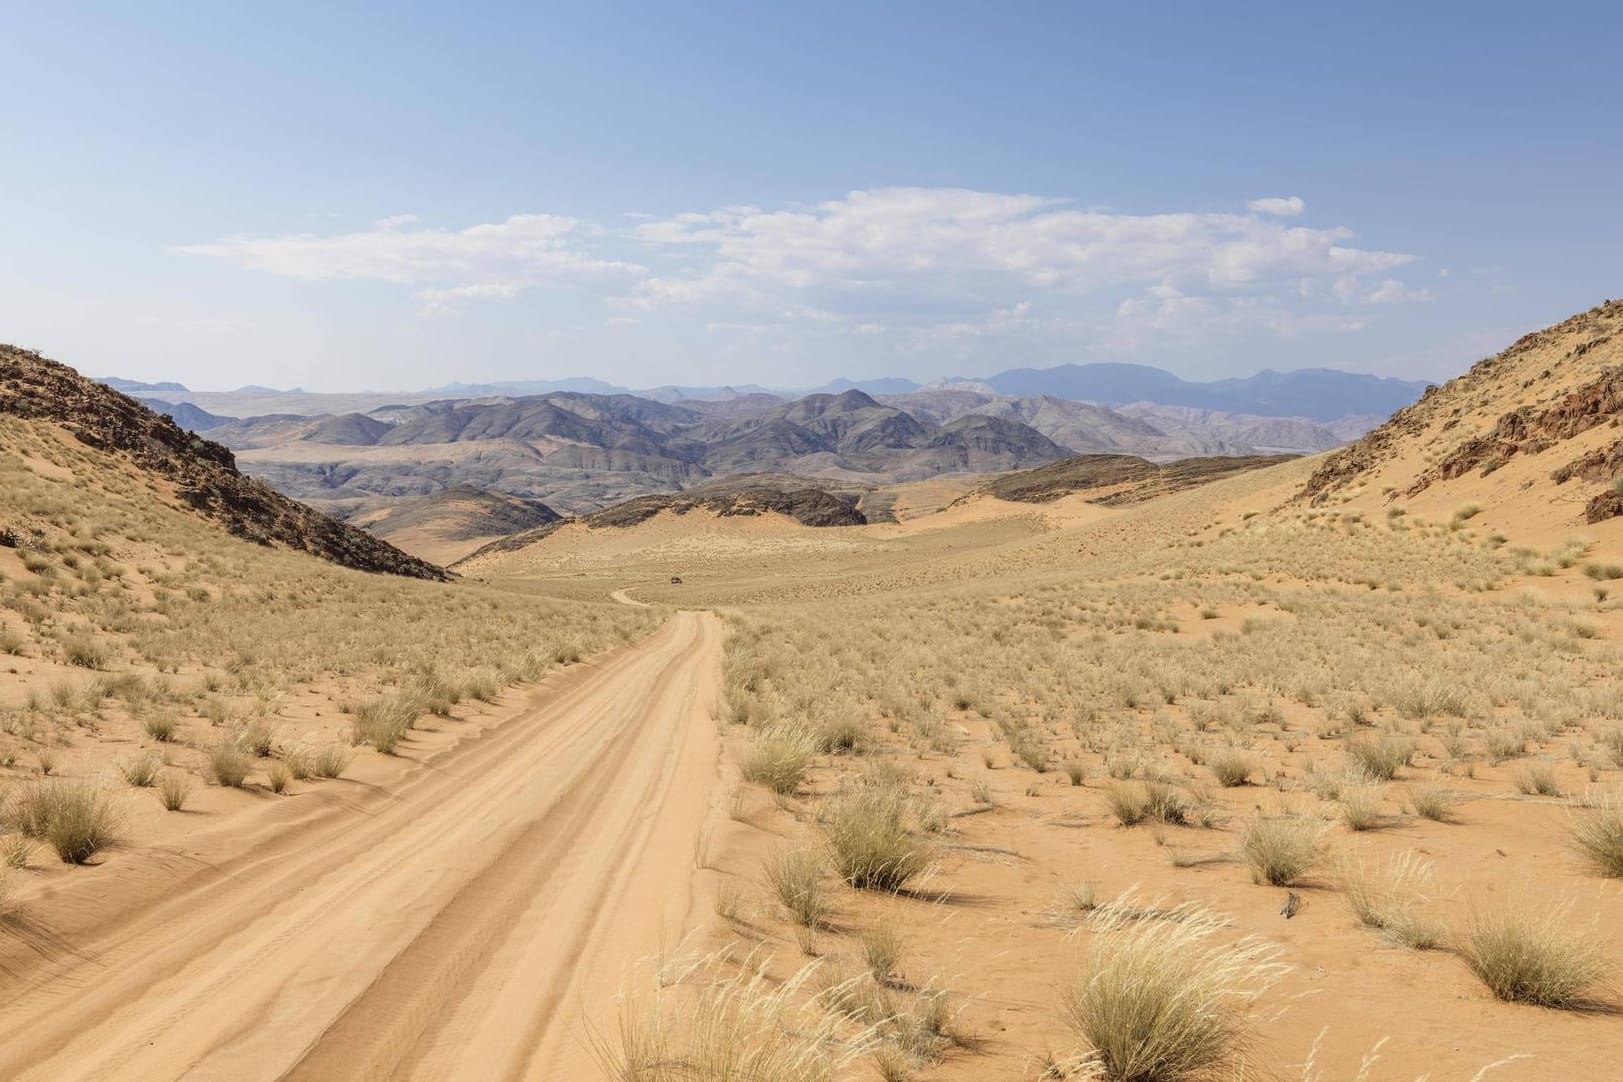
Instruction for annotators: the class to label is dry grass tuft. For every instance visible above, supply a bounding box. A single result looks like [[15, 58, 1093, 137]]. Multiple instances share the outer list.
[[1338, 851, 1445, 950], [764, 846, 830, 928], [312, 743, 353, 779], [1062, 897, 1284, 1082], [142, 712, 178, 742], [741, 727, 816, 795], [207, 741, 252, 787], [1345, 734, 1415, 781], [1338, 785, 1384, 831], [1207, 749, 1257, 788], [7, 779, 119, 864], [821, 787, 935, 892], [1458, 903, 1608, 1008], [861, 923, 907, 985], [1405, 782, 1455, 822], [605, 954, 870, 1082], [156, 771, 191, 811], [118, 754, 161, 788], [1239, 815, 1323, 886], [1569, 791, 1623, 878], [1512, 762, 1562, 798]]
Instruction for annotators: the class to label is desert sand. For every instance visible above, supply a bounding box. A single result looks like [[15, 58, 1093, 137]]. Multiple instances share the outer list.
[[0, 611, 721, 1080], [5, 304, 1623, 1080]]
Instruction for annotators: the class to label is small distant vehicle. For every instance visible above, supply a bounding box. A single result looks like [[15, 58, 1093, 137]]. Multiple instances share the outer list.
[[670, 576, 683, 584]]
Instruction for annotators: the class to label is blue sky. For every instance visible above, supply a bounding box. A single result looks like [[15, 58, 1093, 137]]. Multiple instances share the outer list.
[[2, 2, 1619, 391]]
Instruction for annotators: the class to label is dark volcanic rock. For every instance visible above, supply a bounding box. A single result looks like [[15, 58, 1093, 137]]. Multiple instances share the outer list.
[[971, 453, 1295, 506], [456, 483, 865, 565]]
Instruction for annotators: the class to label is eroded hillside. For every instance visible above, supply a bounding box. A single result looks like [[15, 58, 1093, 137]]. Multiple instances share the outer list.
[[0, 346, 445, 580], [1303, 299, 1623, 530]]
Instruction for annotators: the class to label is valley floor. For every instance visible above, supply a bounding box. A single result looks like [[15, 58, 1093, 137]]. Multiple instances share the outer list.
[[7, 442, 1623, 1081]]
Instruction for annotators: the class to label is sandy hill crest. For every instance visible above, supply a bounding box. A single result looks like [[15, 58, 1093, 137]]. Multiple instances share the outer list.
[[1302, 299, 1623, 524], [0, 345, 446, 580]]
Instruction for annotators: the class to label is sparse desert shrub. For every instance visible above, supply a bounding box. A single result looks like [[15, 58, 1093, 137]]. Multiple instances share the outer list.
[[1583, 562, 1623, 581], [1570, 792, 1623, 877], [1062, 898, 1283, 1082], [1485, 729, 1527, 763], [118, 754, 160, 787], [1339, 785, 1384, 831], [312, 743, 353, 779], [2, 833, 33, 868], [1458, 904, 1607, 1008], [813, 717, 862, 754], [1207, 749, 1256, 788], [1011, 735, 1048, 773], [242, 719, 276, 757], [764, 846, 829, 928], [1239, 816, 1323, 886], [143, 712, 178, 742], [207, 741, 252, 787], [61, 633, 109, 670], [1105, 781, 1149, 827], [156, 771, 191, 811], [1392, 675, 1465, 720], [818, 962, 894, 1024], [861, 923, 907, 984], [1339, 851, 1444, 949], [609, 955, 864, 1082], [266, 760, 292, 794], [1405, 782, 1455, 822], [282, 747, 314, 780], [741, 727, 815, 795], [10, 780, 119, 864], [1512, 762, 1562, 797], [1345, 734, 1415, 780], [350, 691, 423, 754], [1064, 759, 1086, 786], [1144, 780, 1192, 825], [821, 787, 935, 891]]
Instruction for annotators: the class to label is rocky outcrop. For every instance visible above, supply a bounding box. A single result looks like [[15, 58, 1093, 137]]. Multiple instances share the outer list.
[[968, 453, 1295, 506], [456, 484, 865, 564], [1301, 301, 1623, 505], [0, 345, 447, 580], [1408, 369, 1623, 493]]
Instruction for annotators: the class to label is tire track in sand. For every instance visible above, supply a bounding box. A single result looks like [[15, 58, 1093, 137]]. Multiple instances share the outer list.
[[0, 610, 722, 1081]]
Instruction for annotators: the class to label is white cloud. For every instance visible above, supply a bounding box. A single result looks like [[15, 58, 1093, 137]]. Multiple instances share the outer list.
[[1363, 278, 1433, 304], [415, 282, 523, 316], [1246, 196, 1305, 217], [631, 188, 1415, 343], [174, 214, 645, 302], [175, 189, 1425, 348]]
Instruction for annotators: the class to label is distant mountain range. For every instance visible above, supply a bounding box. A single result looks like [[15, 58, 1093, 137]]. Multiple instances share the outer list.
[[209, 388, 1077, 516], [969, 364, 1429, 422], [96, 359, 1431, 529], [99, 362, 1430, 424]]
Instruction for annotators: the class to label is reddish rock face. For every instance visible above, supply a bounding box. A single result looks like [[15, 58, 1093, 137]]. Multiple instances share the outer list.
[[0, 345, 447, 581], [1588, 488, 1623, 525], [1407, 370, 1623, 496]]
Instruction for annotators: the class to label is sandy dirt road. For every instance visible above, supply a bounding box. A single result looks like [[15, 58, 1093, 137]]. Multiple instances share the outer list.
[[0, 610, 723, 1082]]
